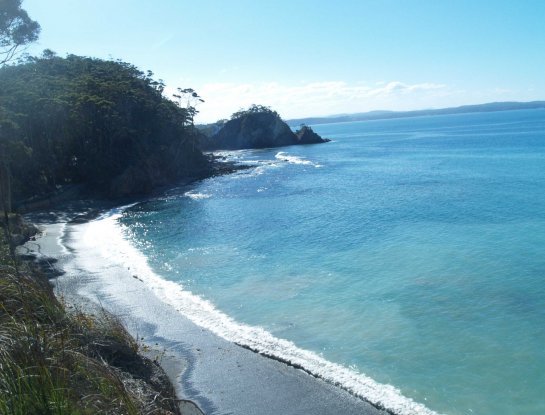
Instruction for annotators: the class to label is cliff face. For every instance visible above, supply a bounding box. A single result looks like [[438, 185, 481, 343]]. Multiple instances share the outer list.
[[202, 112, 328, 151], [295, 125, 329, 144]]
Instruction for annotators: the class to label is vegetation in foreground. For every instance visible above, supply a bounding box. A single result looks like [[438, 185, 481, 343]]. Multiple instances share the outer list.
[[0, 5, 184, 413], [0, 224, 181, 415]]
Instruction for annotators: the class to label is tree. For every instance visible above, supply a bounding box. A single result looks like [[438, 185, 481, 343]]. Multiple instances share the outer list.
[[172, 87, 204, 126], [230, 104, 279, 120], [0, 54, 208, 202], [0, 0, 40, 65], [0, 0, 39, 265]]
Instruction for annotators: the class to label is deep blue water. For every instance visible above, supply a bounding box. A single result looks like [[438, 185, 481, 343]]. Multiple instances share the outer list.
[[119, 108, 545, 414]]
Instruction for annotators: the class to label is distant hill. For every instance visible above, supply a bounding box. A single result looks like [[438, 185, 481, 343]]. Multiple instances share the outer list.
[[286, 101, 545, 127]]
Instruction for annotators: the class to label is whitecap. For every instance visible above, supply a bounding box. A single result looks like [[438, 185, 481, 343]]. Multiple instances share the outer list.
[[184, 191, 211, 200], [275, 152, 322, 168], [77, 212, 441, 415], [234, 160, 281, 179]]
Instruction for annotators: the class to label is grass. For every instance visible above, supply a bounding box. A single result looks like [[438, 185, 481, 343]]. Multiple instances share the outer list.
[[0, 224, 181, 415]]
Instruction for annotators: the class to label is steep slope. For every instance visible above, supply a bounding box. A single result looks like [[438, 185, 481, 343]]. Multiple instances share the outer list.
[[0, 55, 210, 205], [201, 107, 329, 151]]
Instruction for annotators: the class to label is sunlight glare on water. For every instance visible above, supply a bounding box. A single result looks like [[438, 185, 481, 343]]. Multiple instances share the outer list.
[[119, 109, 545, 415]]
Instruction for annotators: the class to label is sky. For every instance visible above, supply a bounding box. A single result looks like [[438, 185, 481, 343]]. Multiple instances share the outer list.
[[21, 0, 545, 123]]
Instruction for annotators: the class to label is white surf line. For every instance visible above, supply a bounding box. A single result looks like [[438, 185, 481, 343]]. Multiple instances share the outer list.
[[275, 152, 322, 167], [184, 191, 212, 200], [77, 212, 442, 415]]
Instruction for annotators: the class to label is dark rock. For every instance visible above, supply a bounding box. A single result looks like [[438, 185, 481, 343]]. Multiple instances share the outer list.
[[2, 214, 39, 246], [295, 125, 331, 144], [202, 112, 329, 151], [68, 209, 101, 224], [14, 185, 86, 213]]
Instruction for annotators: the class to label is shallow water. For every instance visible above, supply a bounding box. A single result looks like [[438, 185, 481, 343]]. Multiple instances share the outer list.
[[116, 108, 545, 415]]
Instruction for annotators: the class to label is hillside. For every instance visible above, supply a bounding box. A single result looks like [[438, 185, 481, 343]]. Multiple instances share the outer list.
[[0, 54, 210, 209], [286, 101, 545, 127]]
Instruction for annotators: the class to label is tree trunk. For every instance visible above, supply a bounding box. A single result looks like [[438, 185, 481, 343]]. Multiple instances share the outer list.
[[0, 153, 12, 213]]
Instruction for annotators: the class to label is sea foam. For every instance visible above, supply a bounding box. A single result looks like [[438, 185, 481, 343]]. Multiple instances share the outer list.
[[275, 151, 322, 167], [74, 210, 440, 415], [184, 190, 212, 200]]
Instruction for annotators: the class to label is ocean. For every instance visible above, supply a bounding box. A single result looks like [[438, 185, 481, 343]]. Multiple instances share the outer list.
[[92, 108, 545, 414]]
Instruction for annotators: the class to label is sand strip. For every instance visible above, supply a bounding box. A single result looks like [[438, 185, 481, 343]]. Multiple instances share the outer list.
[[20, 216, 387, 415]]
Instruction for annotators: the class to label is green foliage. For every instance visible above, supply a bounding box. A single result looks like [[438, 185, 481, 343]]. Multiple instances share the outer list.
[[230, 104, 279, 120], [295, 124, 312, 135], [0, 54, 208, 203], [0, 268, 137, 414], [0, 0, 40, 65], [0, 0, 39, 215], [172, 87, 204, 126], [0, 237, 180, 414]]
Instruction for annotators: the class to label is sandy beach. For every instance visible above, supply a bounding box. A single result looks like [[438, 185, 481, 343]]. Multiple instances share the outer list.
[[19, 213, 388, 415]]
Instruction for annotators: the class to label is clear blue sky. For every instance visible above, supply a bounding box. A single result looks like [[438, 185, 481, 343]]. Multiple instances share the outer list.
[[23, 0, 545, 122]]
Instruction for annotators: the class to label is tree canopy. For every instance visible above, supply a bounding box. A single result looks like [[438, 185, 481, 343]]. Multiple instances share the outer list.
[[230, 104, 279, 120], [0, 54, 209, 205], [0, 0, 40, 65]]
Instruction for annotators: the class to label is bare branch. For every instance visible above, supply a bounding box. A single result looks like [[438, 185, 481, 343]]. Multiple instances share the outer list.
[[0, 0, 40, 66]]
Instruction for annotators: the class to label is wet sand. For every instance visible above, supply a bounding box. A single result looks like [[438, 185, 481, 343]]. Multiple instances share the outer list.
[[20, 218, 388, 415]]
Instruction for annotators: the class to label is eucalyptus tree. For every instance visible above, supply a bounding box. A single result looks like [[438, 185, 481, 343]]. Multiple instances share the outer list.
[[0, 54, 208, 204], [172, 87, 204, 126], [0, 0, 39, 262], [0, 0, 40, 65], [0, 0, 39, 224]]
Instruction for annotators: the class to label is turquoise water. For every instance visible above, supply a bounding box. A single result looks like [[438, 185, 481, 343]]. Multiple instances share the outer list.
[[119, 109, 545, 415]]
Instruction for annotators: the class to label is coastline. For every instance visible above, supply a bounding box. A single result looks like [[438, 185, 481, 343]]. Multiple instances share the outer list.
[[19, 207, 411, 415]]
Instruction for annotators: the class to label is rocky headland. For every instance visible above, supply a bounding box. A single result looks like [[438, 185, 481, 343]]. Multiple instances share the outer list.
[[199, 106, 329, 151]]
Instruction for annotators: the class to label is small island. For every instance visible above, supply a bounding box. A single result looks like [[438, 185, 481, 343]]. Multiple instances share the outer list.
[[199, 105, 329, 151]]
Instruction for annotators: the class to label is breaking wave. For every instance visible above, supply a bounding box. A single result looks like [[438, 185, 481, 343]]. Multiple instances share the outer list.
[[73, 211, 440, 415], [275, 152, 322, 167], [184, 191, 212, 200]]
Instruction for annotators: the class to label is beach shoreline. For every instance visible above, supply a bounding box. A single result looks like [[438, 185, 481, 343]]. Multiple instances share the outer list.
[[19, 210, 391, 415]]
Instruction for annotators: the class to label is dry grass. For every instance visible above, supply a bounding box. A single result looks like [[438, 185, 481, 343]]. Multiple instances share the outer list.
[[0, 226, 180, 415]]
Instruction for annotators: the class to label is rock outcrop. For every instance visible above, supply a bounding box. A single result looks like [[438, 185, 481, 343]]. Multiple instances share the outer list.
[[295, 125, 329, 144], [201, 110, 329, 151]]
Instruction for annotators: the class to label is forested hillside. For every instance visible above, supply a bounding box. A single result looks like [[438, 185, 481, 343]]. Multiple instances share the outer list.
[[0, 54, 209, 207]]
